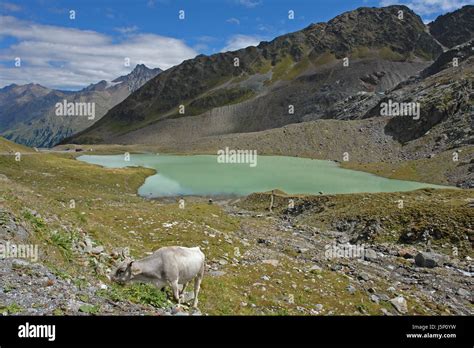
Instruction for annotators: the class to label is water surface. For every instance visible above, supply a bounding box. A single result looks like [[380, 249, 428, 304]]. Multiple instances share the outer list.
[[78, 154, 448, 197]]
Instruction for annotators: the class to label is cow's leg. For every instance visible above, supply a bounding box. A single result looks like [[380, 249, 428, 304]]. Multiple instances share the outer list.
[[179, 282, 189, 301], [180, 281, 189, 298], [192, 265, 204, 308], [170, 280, 181, 306]]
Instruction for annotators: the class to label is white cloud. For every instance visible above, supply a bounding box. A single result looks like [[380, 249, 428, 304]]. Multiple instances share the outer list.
[[0, 1, 21, 12], [236, 0, 262, 8], [0, 16, 197, 90], [222, 34, 262, 52], [380, 0, 471, 15], [226, 17, 240, 25], [115, 26, 139, 34]]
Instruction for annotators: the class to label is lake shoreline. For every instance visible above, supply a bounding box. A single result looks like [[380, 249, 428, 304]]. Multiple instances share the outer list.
[[76, 154, 453, 198]]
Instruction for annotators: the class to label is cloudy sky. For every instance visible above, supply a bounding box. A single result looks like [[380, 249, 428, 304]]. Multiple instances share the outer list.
[[0, 0, 470, 90]]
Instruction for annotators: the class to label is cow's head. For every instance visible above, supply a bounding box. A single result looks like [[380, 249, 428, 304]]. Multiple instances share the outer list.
[[111, 258, 139, 284]]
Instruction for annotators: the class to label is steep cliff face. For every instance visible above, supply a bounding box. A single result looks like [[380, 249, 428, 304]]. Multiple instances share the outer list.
[[429, 5, 474, 48]]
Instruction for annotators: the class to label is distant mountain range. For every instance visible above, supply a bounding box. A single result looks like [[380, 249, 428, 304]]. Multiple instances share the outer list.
[[66, 5, 472, 146], [1, 5, 473, 186], [0, 64, 161, 147], [62, 5, 472, 187]]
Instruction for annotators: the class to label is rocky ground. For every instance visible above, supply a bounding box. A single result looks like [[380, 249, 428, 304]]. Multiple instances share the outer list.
[[0, 208, 200, 316], [1, 192, 472, 316], [221, 200, 473, 315], [0, 139, 472, 316]]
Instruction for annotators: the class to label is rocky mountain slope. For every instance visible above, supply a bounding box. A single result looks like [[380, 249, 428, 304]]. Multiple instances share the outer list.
[[66, 5, 444, 145], [0, 64, 161, 148], [64, 5, 473, 187], [429, 5, 474, 48]]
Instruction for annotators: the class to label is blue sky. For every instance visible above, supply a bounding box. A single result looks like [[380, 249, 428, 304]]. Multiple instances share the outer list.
[[0, 0, 471, 89]]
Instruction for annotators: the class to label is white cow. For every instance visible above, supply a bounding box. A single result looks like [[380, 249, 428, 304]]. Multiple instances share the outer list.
[[112, 246, 205, 308]]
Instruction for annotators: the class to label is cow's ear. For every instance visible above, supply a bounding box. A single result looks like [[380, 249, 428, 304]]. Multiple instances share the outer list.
[[130, 262, 141, 276]]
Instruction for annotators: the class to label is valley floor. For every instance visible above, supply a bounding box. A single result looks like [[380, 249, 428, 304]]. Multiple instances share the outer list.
[[0, 144, 472, 315]]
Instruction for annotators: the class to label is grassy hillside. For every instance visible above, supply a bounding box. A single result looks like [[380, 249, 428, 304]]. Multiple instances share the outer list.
[[1, 141, 472, 315]]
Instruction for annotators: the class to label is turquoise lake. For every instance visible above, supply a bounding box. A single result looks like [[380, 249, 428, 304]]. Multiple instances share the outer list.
[[78, 154, 448, 197]]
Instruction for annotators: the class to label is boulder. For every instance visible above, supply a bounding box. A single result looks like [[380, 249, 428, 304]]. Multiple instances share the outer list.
[[415, 251, 446, 268], [389, 296, 408, 314]]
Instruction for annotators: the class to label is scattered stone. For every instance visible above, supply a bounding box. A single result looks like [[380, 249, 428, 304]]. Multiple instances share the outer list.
[[364, 249, 377, 261], [262, 259, 279, 267], [358, 272, 370, 281], [309, 265, 322, 272], [347, 285, 356, 294], [456, 288, 470, 297], [389, 296, 408, 314], [208, 270, 226, 277], [415, 252, 446, 268], [370, 294, 379, 304], [315, 304, 323, 311], [181, 291, 195, 303], [91, 246, 104, 255], [398, 247, 417, 259]]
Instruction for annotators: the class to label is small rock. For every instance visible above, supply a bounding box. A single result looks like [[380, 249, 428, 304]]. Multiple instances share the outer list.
[[315, 304, 323, 311], [261, 275, 270, 281], [181, 291, 195, 303], [364, 249, 377, 261], [370, 294, 379, 304], [389, 296, 408, 314], [347, 285, 356, 294], [208, 270, 226, 277], [456, 288, 470, 297], [171, 306, 186, 315], [398, 247, 417, 259], [91, 246, 104, 255], [358, 272, 370, 281], [415, 252, 446, 268], [262, 259, 279, 267], [309, 265, 322, 272]]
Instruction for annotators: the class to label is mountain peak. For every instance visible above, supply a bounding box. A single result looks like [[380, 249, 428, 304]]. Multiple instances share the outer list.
[[109, 64, 162, 92], [429, 5, 474, 48]]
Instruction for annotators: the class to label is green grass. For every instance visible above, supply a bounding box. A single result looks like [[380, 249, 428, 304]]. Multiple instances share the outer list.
[[98, 283, 168, 309], [240, 188, 473, 257], [341, 147, 474, 185], [1, 137, 470, 315], [0, 303, 23, 314]]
